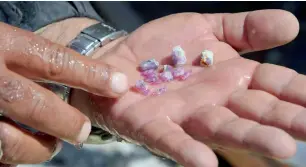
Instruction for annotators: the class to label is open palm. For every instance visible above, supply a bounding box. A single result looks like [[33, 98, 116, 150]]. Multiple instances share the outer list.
[[72, 10, 304, 167]]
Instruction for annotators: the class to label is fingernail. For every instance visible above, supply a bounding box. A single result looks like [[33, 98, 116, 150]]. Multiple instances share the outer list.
[[110, 72, 128, 94], [50, 139, 63, 160], [76, 120, 92, 143]]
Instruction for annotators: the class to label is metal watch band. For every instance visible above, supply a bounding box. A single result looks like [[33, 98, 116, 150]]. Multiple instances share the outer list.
[[68, 22, 128, 56]]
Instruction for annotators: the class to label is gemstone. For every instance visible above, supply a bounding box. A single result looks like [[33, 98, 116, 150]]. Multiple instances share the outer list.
[[159, 71, 174, 82], [172, 46, 187, 66], [200, 50, 214, 67], [143, 71, 161, 85], [139, 59, 159, 71], [135, 80, 150, 95], [144, 75, 161, 85], [141, 69, 156, 77], [172, 67, 185, 78]]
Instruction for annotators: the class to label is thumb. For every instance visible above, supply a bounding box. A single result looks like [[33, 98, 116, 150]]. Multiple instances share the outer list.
[[204, 9, 299, 53]]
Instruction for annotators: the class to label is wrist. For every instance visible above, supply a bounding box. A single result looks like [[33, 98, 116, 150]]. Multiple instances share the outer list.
[[35, 17, 99, 45]]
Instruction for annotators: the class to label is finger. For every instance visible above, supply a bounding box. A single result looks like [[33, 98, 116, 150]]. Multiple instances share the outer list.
[[228, 89, 306, 141], [0, 23, 128, 97], [203, 9, 299, 53], [0, 69, 91, 144], [181, 105, 296, 159], [136, 117, 218, 167], [0, 118, 62, 164], [250, 63, 306, 107]]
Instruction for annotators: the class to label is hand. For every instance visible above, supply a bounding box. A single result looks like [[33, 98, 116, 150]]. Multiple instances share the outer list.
[[0, 20, 129, 164], [71, 9, 303, 167]]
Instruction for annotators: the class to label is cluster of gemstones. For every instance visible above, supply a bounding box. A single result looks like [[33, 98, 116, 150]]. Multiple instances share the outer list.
[[134, 46, 213, 96]]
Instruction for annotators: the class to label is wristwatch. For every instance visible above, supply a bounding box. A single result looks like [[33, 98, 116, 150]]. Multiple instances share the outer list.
[[37, 22, 128, 144]]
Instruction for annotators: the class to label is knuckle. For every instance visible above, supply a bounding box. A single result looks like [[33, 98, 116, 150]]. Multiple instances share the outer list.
[[26, 96, 47, 124], [0, 76, 26, 103], [46, 45, 69, 77]]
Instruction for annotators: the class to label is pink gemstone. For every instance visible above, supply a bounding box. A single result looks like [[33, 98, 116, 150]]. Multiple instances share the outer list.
[[142, 89, 150, 96], [172, 67, 185, 78], [159, 71, 173, 82], [141, 69, 155, 76], [143, 73, 158, 79], [144, 75, 161, 84], [172, 46, 187, 66], [139, 59, 159, 71], [178, 70, 192, 81], [135, 80, 150, 95]]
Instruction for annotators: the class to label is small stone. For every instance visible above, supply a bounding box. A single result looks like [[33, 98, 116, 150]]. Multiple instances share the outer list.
[[152, 86, 167, 96], [139, 59, 159, 71], [159, 71, 174, 82], [200, 50, 214, 67], [172, 46, 187, 66], [141, 69, 156, 77], [172, 67, 185, 78], [143, 71, 161, 85], [135, 80, 150, 95], [144, 75, 161, 85]]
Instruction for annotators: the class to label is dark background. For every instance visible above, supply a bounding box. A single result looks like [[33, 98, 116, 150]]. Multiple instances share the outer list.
[[92, 1, 306, 75]]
